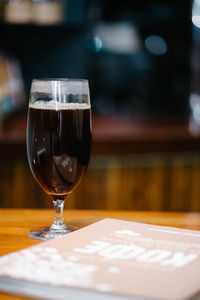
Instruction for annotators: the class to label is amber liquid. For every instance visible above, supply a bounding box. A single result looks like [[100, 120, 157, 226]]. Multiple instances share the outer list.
[[26, 105, 92, 198]]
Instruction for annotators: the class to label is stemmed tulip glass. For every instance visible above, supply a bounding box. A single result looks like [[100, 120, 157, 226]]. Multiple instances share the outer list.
[[26, 79, 92, 240]]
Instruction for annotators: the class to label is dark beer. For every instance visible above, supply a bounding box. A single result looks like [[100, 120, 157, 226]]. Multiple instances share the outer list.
[[26, 103, 92, 198]]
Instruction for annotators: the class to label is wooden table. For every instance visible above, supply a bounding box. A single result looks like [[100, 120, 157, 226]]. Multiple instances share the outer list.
[[2, 115, 200, 156], [1, 209, 200, 300]]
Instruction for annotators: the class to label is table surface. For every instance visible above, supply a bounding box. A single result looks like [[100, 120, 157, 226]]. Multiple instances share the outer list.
[[1, 209, 200, 300]]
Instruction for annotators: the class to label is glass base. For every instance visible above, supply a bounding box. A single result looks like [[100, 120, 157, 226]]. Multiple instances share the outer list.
[[28, 225, 77, 241]]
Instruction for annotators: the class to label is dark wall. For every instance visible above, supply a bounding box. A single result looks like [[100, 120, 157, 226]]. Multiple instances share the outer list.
[[0, 0, 192, 117]]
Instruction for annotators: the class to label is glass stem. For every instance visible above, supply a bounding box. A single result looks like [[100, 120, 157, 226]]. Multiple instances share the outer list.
[[50, 199, 67, 231]]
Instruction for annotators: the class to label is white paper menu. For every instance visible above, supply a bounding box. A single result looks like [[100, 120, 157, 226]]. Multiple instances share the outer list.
[[0, 218, 200, 300]]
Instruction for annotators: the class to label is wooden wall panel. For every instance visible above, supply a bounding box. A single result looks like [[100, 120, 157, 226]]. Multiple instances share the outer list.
[[189, 165, 200, 211], [1, 152, 200, 211]]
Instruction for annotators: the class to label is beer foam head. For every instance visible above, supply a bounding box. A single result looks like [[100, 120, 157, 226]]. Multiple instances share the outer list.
[[29, 101, 91, 110]]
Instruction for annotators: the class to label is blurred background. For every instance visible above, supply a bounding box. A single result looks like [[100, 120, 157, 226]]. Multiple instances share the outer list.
[[0, 0, 200, 211]]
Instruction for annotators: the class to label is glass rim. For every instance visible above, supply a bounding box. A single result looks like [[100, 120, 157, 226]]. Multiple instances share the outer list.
[[32, 78, 88, 82]]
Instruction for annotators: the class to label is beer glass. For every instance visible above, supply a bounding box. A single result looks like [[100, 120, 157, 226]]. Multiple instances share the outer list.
[[26, 79, 92, 240]]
